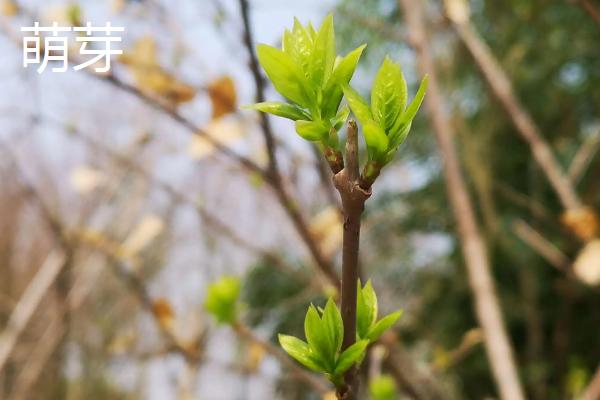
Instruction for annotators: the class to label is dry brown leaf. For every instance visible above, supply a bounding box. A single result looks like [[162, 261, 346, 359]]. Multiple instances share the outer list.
[[1, 0, 17, 16], [561, 207, 599, 241], [309, 207, 343, 258], [244, 342, 266, 373], [120, 36, 196, 105], [152, 298, 175, 332], [207, 76, 237, 119], [573, 239, 600, 286], [188, 117, 244, 160]]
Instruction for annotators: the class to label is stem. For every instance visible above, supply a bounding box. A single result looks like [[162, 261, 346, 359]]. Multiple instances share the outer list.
[[333, 121, 371, 399]]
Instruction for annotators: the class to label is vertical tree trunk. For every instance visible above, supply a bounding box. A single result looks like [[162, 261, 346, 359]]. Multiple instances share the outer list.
[[397, 2, 526, 400]]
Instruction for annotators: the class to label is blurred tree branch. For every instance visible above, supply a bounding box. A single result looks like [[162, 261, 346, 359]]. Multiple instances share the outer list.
[[397, 1, 525, 399], [442, 0, 584, 213]]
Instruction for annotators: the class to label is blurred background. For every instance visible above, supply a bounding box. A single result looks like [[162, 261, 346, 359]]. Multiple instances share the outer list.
[[0, 0, 599, 399]]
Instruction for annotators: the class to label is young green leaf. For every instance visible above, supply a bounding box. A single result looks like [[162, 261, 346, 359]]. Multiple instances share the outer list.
[[304, 304, 334, 370], [371, 57, 407, 133], [204, 276, 241, 325], [331, 105, 350, 131], [321, 44, 366, 118], [279, 334, 324, 373], [369, 375, 399, 400], [286, 18, 312, 75], [256, 44, 313, 107], [367, 310, 403, 342], [363, 120, 389, 159], [243, 102, 310, 121], [295, 120, 329, 141], [322, 298, 343, 356], [390, 74, 429, 137], [333, 339, 369, 376], [342, 85, 373, 126], [309, 14, 335, 88], [357, 280, 378, 339]]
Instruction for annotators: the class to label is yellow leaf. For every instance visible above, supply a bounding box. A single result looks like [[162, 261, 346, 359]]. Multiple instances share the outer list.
[[152, 298, 175, 332], [122, 214, 165, 257], [573, 239, 600, 286], [188, 117, 244, 160], [70, 166, 106, 194], [1, 0, 18, 16], [207, 76, 237, 119], [310, 207, 343, 258]]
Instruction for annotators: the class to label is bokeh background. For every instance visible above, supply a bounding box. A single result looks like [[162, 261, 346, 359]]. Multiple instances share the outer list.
[[0, 0, 599, 399]]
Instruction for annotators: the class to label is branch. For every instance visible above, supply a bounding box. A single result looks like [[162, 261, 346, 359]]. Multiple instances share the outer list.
[[233, 323, 330, 395], [0, 251, 67, 373], [581, 363, 600, 400], [443, 0, 582, 212], [397, 1, 525, 399], [333, 121, 371, 399], [512, 219, 572, 273]]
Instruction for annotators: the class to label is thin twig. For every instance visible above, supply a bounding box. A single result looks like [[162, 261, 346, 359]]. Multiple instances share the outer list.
[[233, 323, 330, 395], [398, 1, 525, 399], [443, 0, 582, 211], [568, 132, 600, 184], [512, 219, 571, 272]]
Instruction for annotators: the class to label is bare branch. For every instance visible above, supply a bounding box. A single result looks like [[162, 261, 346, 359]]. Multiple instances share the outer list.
[[512, 219, 571, 272], [443, 0, 582, 211], [397, 1, 525, 399]]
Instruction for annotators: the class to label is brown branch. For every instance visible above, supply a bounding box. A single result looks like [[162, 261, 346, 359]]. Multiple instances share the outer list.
[[238, 0, 279, 180], [235, 0, 340, 287], [233, 323, 330, 395], [568, 132, 600, 184], [397, 1, 526, 400], [332, 121, 371, 399], [442, 0, 582, 211], [581, 363, 600, 400], [512, 219, 571, 272], [576, 0, 600, 27]]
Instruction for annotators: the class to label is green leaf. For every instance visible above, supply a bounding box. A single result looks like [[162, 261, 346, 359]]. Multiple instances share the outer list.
[[257, 44, 313, 107], [285, 19, 312, 75], [322, 298, 343, 356], [357, 280, 378, 339], [331, 105, 350, 131], [309, 14, 335, 88], [386, 122, 412, 160], [295, 120, 329, 141], [321, 44, 366, 118], [367, 311, 403, 342], [369, 375, 398, 400], [371, 56, 407, 133], [305, 304, 334, 369], [363, 120, 389, 159], [334, 340, 369, 376], [279, 334, 324, 373], [204, 276, 241, 324], [342, 84, 372, 126], [391, 75, 428, 137], [243, 102, 310, 121]]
